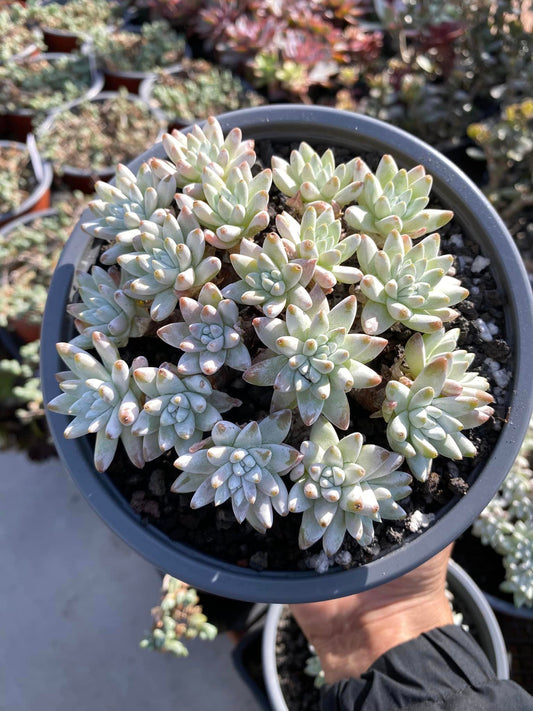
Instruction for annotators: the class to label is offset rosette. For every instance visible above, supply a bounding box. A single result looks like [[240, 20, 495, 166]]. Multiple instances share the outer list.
[[357, 231, 468, 335], [47, 332, 146, 472], [244, 285, 385, 429], [222, 233, 315, 318], [158, 283, 251, 376], [132, 363, 240, 459], [118, 208, 221, 321], [272, 141, 364, 210], [67, 266, 150, 348], [345, 154, 452, 243], [275, 203, 361, 289], [82, 161, 176, 264], [172, 410, 302, 532], [288, 418, 411, 555]]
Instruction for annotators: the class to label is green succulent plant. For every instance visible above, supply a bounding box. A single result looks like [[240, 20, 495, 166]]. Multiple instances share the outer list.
[[356, 231, 468, 335], [176, 162, 272, 249], [345, 155, 453, 243], [140, 575, 217, 657], [26, 0, 119, 34], [244, 285, 386, 429], [155, 116, 256, 197], [47, 332, 146, 472], [91, 21, 186, 73], [221, 233, 315, 318], [118, 209, 222, 321], [149, 59, 265, 122], [132, 363, 240, 459], [173, 410, 302, 533], [158, 283, 251, 376], [0, 54, 96, 118], [0, 7, 44, 63], [275, 203, 362, 289], [272, 141, 364, 212], [82, 160, 177, 265], [382, 331, 494, 482], [288, 417, 412, 555], [67, 266, 151, 348], [47, 117, 495, 559]]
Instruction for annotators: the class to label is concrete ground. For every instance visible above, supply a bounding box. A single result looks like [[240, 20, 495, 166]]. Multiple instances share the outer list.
[[0, 451, 262, 711]]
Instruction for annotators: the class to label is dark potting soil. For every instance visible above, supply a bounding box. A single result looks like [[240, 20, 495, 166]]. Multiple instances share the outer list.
[[276, 607, 321, 711], [99, 139, 513, 573]]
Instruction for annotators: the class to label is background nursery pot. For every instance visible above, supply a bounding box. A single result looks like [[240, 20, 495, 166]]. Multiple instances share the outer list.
[[262, 560, 510, 711], [0, 139, 52, 227], [41, 106, 533, 603], [36, 91, 166, 192]]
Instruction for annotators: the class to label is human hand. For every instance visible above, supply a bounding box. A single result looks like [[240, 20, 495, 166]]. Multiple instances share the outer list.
[[290, 545, 454, 683]]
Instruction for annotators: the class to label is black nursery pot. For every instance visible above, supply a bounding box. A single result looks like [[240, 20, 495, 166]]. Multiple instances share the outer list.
[[41, 106, 533, 603]]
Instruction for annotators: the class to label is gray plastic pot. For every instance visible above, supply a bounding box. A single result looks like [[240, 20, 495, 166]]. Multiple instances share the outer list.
[[41, 105, 533, 603], [262, 560, 510, 711]]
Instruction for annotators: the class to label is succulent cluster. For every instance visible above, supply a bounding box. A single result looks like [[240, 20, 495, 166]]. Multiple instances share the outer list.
[[149, 59, 265, 123], [472, 416, 533, 608], [140, 575, 217, 657], [49, 117, 494, 559]]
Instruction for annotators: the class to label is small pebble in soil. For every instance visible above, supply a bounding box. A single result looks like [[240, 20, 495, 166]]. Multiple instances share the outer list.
[[471, 255, 491, 273], [406, 511, 435, 533], [473, 318, 493, 341], [249, 551, 269, 571]]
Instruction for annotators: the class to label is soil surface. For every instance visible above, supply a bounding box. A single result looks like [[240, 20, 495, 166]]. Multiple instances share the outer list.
[[90, 138, 512, 572]]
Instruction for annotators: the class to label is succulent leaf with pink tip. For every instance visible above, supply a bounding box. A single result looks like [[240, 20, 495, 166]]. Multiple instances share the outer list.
[[357, 230, 468, 335], [47, 332, 146, 472], [244, 285, 386, 429], [345, 154, 453, 244], [157, 283, 251, 376], [288, 417, 411, 554], [172, 410, 302, 532]]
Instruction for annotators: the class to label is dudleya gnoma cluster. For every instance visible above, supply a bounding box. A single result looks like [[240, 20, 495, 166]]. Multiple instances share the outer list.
[[48, 117, 494, 559]]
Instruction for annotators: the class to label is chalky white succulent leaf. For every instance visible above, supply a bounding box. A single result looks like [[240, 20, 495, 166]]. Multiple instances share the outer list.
[[67, 266, 151, 348], [157, 283, 251, 376], [272, 142, 365, 210], [82, 161, 177, 265], [382, 355, 493, 481], [345, 155, 453, 243], [404, 328, 493, 400], [288, 418, 411, 554], [47, 332, 146, 472], [118, 208, 222, 321], [176, 162, 271, 249], [244, 285, 386, 429], [155, 116, 256, 197], [132, 363, 240, 459], [221, 233, 315, 318], [357, 231, 468, 335], [172, 410, 302, 533], [275, 203, 362, 289]]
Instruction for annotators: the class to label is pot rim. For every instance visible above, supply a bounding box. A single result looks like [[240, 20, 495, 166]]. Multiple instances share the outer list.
[[41, 105, 533, 603], [0, 139, 53, 224]]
